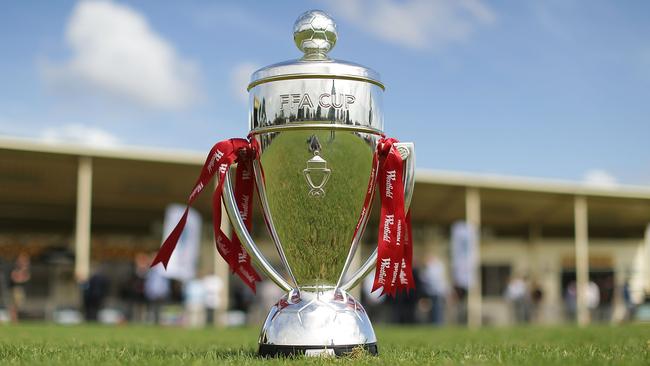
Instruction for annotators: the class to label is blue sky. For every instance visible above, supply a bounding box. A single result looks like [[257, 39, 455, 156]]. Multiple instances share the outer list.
[[1, 0, 649, 185]]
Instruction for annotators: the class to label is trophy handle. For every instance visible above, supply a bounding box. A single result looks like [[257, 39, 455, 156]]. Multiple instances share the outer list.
[[222, 165, 295, 292], [338, 142, 415, 292]]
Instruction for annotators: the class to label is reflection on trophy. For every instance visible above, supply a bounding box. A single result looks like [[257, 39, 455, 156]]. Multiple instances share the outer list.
[[222, 10, 415, 356]]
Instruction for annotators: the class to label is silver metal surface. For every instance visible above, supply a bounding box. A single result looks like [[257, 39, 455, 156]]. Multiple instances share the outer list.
[[249, 10, 382, 91], [252, 160, 300, 291], [293, 10, 337, 60], [222, 169, 293, 292], [249, 78, 384, 131], [259, 288, 376, 347], [250, 123, 382, 136], [252, 130, 379, 286], [339, 142, 416, 291], [333, 153, 376, 291]]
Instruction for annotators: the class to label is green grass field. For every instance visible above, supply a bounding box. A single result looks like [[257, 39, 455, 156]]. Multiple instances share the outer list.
[[1, 324, 648, 365]]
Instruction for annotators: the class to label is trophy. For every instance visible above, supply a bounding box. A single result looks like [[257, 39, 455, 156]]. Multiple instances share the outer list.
[[220, 10, 415, 357]]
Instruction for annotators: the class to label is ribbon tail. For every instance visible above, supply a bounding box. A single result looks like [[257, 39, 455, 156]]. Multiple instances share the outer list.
[[405, 210, 415, 291], [150, 209, 189, 268], [234, 263, 261, 293]]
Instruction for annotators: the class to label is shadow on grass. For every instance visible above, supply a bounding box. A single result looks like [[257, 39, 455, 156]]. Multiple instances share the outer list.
[[209, 349, 259, 359]]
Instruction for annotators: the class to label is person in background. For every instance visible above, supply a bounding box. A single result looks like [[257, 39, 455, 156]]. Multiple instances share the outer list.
[[82, 265, 109, 321], [586, 280, 600, 321], [594, 275, 613, 322], [183, 277, 205, 328], [202, 273, 223, 326], [121, 252, 149, 323], [565, 281, 577, 321], [530, 280, 544, 323], [451, 286, 468, 325], [9, 252, 31, 322], [362, 270, 387, 323], [504, 275, 530, 324], [418, 255, 448, 325], [145, 258, 170, 325], [251, 280, 283, 326], [622, 279, 636, 321], [390, 267, 419, 324], [231, 278, 255, 324]]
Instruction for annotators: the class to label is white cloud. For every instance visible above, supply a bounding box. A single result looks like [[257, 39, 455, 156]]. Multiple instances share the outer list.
[[40, 124, 120, 148], [43, 0, 200, 110], [583, 169, 618, 188], [329, 0, 496, 49], [230, 62, 259, 104]]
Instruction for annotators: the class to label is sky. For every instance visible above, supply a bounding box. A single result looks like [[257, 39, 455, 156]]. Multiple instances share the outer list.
[[0, 0, 649, 185]]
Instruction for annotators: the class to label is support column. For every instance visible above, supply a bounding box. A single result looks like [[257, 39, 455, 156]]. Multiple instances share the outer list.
[[466, 187, 482, 328], [644, 224, 650, 293], [528, 224, 542, 276], [574, 195, 590, 326], [214, 201, 231, 327], [528, 224, 542, 322], [74, 156, 93, 283]]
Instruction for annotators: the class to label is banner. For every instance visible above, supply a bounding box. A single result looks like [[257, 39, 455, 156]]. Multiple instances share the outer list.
[[450, 220, 477, 290], [160, 204, 202, 281]]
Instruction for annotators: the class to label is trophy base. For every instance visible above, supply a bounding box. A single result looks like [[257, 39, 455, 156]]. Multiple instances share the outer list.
[[257, 288, 377, 357], [259, 342, 378, 357]]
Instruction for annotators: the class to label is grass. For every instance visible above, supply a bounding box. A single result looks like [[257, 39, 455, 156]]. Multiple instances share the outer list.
[[1, 323, 648, 365]]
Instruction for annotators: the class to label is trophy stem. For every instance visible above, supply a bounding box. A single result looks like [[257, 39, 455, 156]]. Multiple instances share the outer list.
[[222, 169, 293, 292], [252, 160, 301, 291], [258, 288, 378, 357], [334, 180, 375, 291]]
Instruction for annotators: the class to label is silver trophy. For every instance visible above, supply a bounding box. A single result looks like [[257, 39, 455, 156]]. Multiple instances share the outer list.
[[222, 10, 415, 357]]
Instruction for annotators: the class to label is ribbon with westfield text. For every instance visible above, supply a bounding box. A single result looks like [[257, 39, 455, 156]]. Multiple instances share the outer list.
[[370, 138, 415, 296], [150, 138, 261, 292]]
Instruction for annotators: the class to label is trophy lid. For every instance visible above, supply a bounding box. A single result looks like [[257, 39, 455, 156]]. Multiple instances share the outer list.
[[248, 10, 383, 91]]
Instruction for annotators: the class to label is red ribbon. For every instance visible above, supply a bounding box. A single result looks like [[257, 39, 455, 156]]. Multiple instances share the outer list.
[[370, 138, 415, 296], [151, 138, 260, 292], [151, 136, 413, 297]]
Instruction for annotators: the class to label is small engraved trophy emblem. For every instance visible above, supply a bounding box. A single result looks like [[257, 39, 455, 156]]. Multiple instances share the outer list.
[[303, 150, 331, 197]]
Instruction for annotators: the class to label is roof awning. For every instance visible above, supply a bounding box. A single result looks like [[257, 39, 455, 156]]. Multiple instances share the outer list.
[[1, 136, 649, 238]]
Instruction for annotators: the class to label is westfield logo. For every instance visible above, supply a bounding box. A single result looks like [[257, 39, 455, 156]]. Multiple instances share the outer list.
[[385, 170, 396, 198], [378, 258, 390, 285], [382, 214, 394, 242]]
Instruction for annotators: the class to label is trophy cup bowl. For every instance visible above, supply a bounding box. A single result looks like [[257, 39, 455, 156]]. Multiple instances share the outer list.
[[221, 10, 415, 357]]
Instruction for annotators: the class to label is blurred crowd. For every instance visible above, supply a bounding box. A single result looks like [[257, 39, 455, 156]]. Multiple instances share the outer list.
[[361, 255, 645, 326], [1, 251, 647, 326], [81, 252, 226, 326]]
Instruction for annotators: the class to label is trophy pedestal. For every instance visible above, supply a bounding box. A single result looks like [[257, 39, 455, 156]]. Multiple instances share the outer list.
[[258, 288, 377, 357]]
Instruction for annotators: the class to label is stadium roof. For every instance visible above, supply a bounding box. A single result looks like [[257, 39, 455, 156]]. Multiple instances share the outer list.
[[2, 135, 649, 237]]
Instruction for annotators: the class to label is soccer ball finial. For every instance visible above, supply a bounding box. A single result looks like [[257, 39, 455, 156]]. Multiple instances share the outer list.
[[293, 10, 337, 60]]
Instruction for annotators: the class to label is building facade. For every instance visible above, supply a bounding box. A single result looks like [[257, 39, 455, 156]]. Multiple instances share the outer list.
[[1, 136, 648, 325]]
